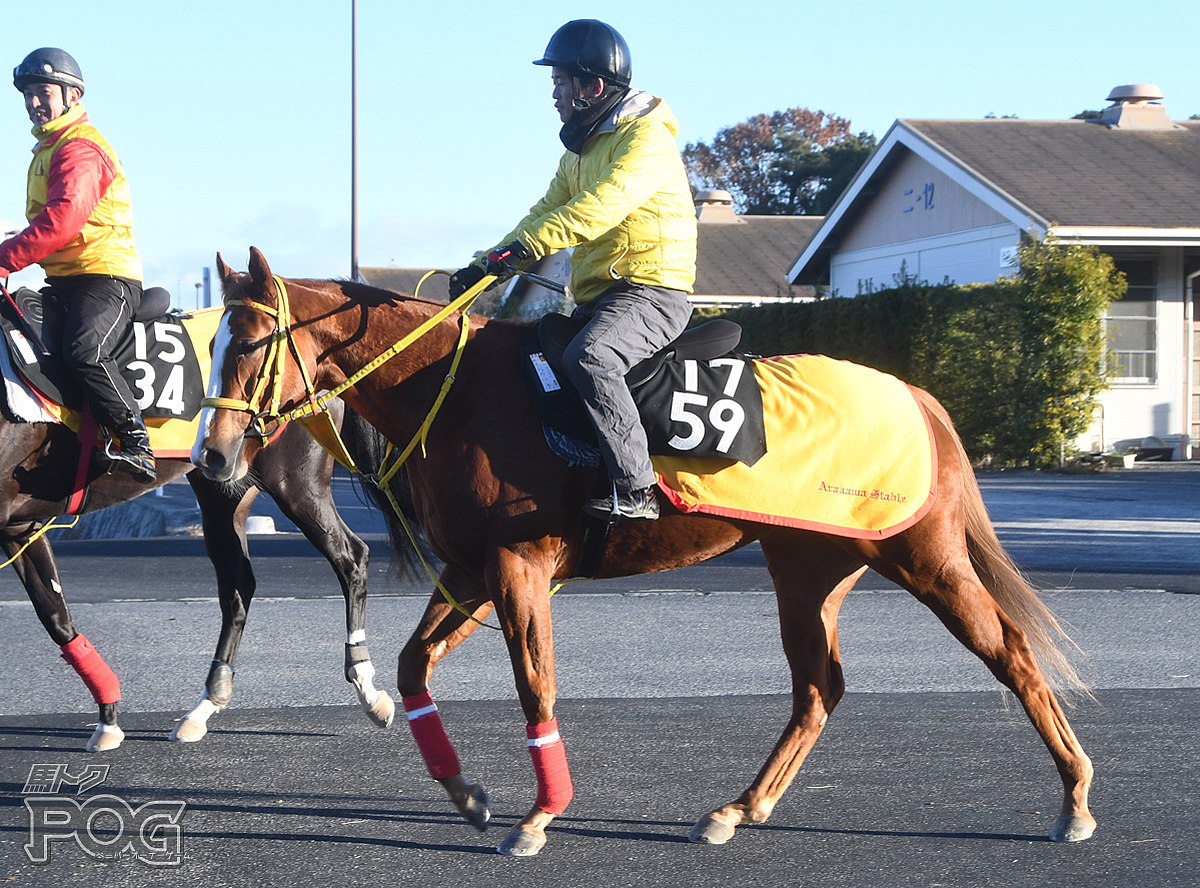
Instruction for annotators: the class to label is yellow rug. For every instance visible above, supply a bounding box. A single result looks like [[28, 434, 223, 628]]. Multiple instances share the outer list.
[[654, 354, 937, 539], [36, 308, 225, 458]]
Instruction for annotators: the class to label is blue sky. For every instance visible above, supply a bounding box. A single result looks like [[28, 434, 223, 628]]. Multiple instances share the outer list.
[[2, 0, 1197, 307]]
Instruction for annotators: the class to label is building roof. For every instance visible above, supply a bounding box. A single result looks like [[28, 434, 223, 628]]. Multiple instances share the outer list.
[[903, 118, 1200, 229], [694, 200, 823, 302], [789, 99, 1200, 285]]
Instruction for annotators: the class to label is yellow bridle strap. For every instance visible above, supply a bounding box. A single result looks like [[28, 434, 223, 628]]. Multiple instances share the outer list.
[[202, 269, 504, 630]]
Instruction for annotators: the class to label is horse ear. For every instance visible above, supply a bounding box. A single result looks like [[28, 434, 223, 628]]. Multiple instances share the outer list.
[[247, 247, 275, 296], [215, 253, 233, 284]]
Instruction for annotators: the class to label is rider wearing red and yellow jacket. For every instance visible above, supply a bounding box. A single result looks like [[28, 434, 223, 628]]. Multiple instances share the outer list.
[[0, 48, 154, 482]]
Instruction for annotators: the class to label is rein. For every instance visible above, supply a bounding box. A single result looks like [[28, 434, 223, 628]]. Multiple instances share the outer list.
[[200, 271, 502, 629]]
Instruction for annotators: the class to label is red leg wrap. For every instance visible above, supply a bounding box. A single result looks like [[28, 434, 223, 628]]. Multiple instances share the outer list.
[[527, 718, 573, 815], [60, 634, 120, 705], [402, 691, 460, 780]]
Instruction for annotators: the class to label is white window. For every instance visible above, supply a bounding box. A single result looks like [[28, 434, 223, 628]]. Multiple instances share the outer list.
[[1107, 259, 1157, 384]]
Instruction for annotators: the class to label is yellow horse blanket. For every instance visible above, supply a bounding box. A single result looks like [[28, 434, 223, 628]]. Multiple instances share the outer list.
[[654, 354, 937, 540]]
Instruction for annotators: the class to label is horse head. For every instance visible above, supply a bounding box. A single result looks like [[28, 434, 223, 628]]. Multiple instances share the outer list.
[[192, 247, 317, 481]]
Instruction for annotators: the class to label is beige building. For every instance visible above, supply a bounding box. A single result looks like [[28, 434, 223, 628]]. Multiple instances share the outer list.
[[789, 85, 1200, 458]]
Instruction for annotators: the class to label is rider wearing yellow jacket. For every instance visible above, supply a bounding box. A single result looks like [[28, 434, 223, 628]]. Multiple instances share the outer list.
[[451, 20, 697, 521], [491, 92, 696, 305]]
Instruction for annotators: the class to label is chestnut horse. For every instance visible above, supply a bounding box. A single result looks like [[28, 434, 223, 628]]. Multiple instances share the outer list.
[[193, 248, 1095, 857], [3, 387, 414, 750]]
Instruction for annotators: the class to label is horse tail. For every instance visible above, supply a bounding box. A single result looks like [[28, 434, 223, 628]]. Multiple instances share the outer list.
[[917, 389, 1091, 700], [339, 406, 435, 581]]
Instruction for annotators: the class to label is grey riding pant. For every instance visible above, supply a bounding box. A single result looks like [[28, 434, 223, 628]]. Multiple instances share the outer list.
[[562, 281, 693, 492]]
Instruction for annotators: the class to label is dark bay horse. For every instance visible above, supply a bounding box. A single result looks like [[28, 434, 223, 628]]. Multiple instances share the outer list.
[[3, 383, 414, 751], [193, 248, 1096, 857]]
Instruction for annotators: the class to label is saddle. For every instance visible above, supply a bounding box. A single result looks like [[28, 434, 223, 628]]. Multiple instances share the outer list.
[[520, 313, 767, 467], [0, 286, 205, 421]]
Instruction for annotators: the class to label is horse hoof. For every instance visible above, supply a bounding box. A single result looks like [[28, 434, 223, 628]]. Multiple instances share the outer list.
[[366, 691, 395, 728], [689, 814, 736, 845], [497, 826, 546, 857], [453, 783, 492, 831], [86, 723, 124, 753], [168, 717, 208, 743], [1051, 812, 1097, 843]]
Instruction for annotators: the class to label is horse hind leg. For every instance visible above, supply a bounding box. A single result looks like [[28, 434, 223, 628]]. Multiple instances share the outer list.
[[7, 533, 124, 752], [876, 533, 1096, 843], [692, 536, 866, 845]]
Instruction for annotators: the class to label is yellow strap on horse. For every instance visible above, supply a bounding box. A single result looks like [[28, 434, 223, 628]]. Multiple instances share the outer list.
[[204, 269, 501, 628], [0, 516, 79, 571]]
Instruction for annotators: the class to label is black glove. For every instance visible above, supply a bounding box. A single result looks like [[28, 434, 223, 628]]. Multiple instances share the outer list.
[[448, 240, 532, 298], [448, 263, 486, 298]]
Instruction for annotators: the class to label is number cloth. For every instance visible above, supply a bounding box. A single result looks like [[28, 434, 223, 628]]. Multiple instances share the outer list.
[[653, 354, 937, 539], [1, 306, 222, 457]]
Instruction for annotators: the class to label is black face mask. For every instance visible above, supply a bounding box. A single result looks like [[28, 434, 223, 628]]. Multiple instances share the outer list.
[[559, 87, 629, 154]]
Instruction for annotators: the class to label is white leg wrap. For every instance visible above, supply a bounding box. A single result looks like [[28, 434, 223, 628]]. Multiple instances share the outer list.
[[169, 695, 223, 743], [348, 661, 395, 728]]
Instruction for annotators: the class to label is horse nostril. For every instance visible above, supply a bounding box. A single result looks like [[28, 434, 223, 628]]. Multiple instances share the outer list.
[[203, 448, 226, 474]]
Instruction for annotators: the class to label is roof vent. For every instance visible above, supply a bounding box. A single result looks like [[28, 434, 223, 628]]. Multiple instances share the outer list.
[[1094, 84, 1181, 130], [695, 189, 741, 223]]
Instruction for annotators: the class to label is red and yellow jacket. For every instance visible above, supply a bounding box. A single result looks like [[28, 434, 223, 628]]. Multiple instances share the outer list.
[[0, 103, 142, 281]]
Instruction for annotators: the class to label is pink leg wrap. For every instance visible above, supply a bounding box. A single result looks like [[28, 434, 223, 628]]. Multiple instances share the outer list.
[[527, 718, 573, 815], [402, 691, 460, 780], [60, 634, 120, 705]]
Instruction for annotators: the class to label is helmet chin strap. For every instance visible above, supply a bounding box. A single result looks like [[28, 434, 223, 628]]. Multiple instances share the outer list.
[[571, 76, 590, 111]]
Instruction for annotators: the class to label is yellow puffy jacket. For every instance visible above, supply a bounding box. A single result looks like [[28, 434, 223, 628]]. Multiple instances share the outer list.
[[493, 91, 696, 304], [22, 103, 141, 281]]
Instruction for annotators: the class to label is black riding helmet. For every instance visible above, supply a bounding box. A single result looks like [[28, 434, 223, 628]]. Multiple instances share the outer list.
[[533, 20, 631, 89], [13, 48, 85, 104]]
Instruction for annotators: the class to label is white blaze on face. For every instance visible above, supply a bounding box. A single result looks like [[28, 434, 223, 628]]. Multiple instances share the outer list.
[[192, 313, 236, 466]]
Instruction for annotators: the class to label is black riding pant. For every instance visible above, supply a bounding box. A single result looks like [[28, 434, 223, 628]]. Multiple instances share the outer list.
[[43, 274, 144, 431]]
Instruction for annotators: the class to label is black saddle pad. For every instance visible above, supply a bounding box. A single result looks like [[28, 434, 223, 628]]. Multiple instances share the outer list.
[[521, 313, 767, 466], [0, 287, 205, 420]]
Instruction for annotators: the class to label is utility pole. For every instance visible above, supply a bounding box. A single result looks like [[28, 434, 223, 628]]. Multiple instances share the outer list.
[[350, 0, 360, 282]]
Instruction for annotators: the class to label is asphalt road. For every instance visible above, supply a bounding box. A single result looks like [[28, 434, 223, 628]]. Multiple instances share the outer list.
[[0, 463, 1197, 885]]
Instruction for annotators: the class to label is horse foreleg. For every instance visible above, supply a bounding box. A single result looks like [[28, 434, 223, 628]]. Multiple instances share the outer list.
[[171, 477, 257, 743], [5, 532, 124, 752], [396, 563, 494, 831], [692, 550, 864, 845], [486, 547, 566, 858]]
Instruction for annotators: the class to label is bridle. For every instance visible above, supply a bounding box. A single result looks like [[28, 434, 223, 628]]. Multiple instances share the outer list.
[[201, 273, 487, 453], [200, 275, 321, 443]]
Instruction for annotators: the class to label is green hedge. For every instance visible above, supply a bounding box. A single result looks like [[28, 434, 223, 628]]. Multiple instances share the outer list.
[[705, 239, 1124, 467]]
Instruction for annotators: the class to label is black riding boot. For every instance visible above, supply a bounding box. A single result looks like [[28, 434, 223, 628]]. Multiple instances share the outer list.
[[105, 414, 157, 484]]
